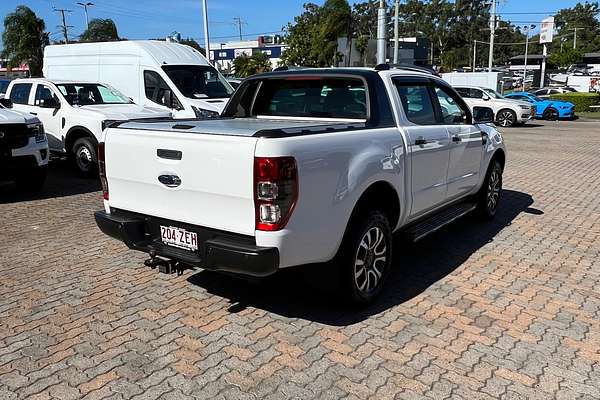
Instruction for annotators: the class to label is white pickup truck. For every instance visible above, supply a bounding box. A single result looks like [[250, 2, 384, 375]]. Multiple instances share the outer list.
[[6, 78, 171, 176], [0, 98, 49, 190], [95, 66, 506, 304]]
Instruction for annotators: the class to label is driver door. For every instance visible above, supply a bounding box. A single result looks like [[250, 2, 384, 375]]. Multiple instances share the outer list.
[[31, 83, 64, 152]]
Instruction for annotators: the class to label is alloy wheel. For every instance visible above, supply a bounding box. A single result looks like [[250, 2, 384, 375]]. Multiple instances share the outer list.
[[497, 111, 515, 127], [545, 108, 558, 121], [487, 166, 501, 213], [354, 226, 387, 294]]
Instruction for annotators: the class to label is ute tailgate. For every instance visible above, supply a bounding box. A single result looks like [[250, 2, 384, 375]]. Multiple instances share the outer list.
[[105, 127, 258, 236]]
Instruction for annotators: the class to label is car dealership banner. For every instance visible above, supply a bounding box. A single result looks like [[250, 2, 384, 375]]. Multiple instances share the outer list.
[[540, 17, 554, 44]]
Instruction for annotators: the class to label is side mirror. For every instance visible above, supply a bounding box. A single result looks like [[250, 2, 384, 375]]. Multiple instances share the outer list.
[[0, 98, 13, 108], [481, 93, 490, 101], [473, 106, 495, 124], [40, 98, 60, 109]]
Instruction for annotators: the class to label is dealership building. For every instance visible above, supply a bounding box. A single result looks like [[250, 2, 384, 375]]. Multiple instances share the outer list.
[[209, 35, 287, 73]]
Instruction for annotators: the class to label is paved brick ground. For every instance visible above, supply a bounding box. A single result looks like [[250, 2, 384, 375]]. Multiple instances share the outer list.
[[1, 120, 599, 400]]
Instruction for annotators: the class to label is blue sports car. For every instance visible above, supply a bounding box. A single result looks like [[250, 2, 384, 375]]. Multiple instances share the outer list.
[[504, 92, 575, 120]]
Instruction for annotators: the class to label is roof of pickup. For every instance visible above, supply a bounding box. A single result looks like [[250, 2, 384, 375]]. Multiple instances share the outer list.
[[244, 67, 435, 80]]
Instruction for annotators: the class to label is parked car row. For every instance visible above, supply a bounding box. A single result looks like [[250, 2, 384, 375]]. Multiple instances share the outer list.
[[2, 41, 234, 177]]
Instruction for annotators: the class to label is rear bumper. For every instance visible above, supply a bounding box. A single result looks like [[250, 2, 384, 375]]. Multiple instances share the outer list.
[[94, 210, 279, 277]]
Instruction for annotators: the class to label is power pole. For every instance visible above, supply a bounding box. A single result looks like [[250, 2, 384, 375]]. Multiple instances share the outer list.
[[233, 17, 244, 41], [202, 0, 210, 63], [393, 0, 399, 64], [570, 27, 579, 49], [472, 40, 477, 72], [53, 8, 72, 44], [76, 2, 94, 29], [488, 0, 496, 72], [377, 0, 387, 65]]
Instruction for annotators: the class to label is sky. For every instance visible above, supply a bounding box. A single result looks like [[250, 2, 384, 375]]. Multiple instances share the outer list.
[[0, 0, 590, 48]]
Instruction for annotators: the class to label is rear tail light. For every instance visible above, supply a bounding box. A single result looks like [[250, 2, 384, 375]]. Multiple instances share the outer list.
[[254, 157, 298, 231], [98, 142, 109, 200]]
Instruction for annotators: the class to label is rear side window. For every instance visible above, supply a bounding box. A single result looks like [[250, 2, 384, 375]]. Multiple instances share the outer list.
[[394, 82, 437, 125], [252, 78, 367, 119], [455, 88, 470, 98], [9, 83, 32, 105]]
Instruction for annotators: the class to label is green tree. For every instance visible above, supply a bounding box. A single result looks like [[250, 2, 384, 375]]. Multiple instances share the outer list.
[[316, 0, 352, 66], [280, 3, 323, 67], [351, 2, 378, 66], [233, 52, 272, 77], [554, 2, 600, 53], [179, 38, 206, 56], [80, 19, 119, 42], [280, 0, 351, 67], [1, 6, 49, 77], [549, 47, 583, 68]]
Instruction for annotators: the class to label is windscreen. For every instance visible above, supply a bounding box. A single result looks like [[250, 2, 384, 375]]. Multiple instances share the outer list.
[[57, 84, 132, 106], [252, 78, 367, 119], [162, 65, 234, 99], [0, 80, 9, 94], [483, 88, 504, 99]]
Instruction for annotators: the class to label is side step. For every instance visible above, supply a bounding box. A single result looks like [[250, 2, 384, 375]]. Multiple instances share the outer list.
[[405, 202, 477, 242]]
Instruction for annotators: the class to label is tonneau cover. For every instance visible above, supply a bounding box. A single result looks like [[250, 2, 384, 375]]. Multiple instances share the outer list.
[[115, 117, 363, 137]]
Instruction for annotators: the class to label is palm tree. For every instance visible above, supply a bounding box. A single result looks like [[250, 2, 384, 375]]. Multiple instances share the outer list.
[[2, 6, 49, 77]]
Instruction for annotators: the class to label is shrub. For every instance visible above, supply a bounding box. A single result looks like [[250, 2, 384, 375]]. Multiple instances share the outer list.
[[549, 92, 600, 111]]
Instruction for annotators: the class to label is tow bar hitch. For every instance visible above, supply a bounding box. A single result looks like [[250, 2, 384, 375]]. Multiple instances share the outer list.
[[144, 251, 186, 276]]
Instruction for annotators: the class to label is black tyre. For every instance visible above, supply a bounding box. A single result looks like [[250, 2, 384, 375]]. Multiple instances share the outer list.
[[72, 137, 98, 177], [476, 160, 503, 219], [496, 109, 517, 127], [15, 166, 47, 192], [335, 210, 393, 305], [543, 107, 559, 121]]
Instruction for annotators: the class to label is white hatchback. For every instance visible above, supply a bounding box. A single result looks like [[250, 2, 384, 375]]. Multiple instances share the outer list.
[[454, 86, 535, 127]]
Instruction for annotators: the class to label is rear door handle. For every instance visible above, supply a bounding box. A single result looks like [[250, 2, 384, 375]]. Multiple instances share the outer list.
[[414, 138, 428, 146], [30, 112, 37, 115], [452, 135, 462, 143]]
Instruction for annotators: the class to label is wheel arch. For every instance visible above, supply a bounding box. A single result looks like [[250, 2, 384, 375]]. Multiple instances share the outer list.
[[65, 126, 98, 155], [490, 148, 506, 171], [347, 181, 401, 233]]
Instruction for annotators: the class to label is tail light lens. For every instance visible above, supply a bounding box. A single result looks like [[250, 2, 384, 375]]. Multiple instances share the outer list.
[[98, 142, 109, 200], [254, 157, 297, 231]]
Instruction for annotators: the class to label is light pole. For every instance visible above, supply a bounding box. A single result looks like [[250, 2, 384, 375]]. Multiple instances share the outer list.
[[522, 24, 535, 92], [488, 0, 496, 72], [393, 0, 399, 64], [376, 0, 387, 65], [202, 0, 211, 63], [76, 2, 94, 28]]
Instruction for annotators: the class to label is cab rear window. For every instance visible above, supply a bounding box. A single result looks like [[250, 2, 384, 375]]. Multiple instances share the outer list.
[[252, 78, 367, 119]]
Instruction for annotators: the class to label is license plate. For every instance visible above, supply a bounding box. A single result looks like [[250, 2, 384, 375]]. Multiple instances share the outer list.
[[160, 225, 198, 251]]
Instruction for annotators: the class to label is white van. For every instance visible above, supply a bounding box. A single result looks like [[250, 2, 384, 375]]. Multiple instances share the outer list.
[[567, 75, 600, 93], [43, 41, 234, 119]]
